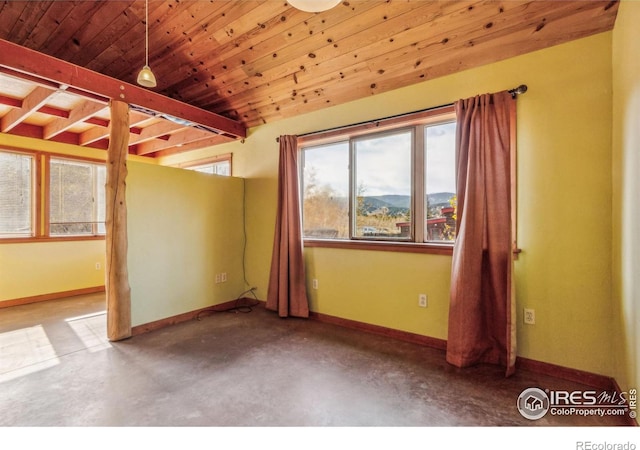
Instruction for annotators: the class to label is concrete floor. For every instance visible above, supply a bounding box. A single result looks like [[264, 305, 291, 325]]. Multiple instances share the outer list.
[[0, 293, 632, 428]]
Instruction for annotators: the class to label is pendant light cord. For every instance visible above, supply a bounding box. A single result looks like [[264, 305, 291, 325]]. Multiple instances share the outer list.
[[145, 0, 149, 67]]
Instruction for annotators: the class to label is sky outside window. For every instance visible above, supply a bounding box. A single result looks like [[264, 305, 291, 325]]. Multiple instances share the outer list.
[[302, 142, 349, 238]]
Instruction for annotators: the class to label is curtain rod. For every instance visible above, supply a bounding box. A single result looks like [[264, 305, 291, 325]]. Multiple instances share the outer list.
[[276, 84, 527, 142]]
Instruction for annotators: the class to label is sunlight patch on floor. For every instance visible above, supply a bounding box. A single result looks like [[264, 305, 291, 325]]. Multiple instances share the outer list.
[[65, 311, 111, 353], [0, 325, 60, 382]]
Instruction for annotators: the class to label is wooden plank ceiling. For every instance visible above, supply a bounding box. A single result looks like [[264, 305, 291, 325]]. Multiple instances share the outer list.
[[0, 0, 619, 158]]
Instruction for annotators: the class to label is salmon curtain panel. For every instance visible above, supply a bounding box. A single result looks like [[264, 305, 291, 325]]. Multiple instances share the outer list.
[[266, 135, 310, 318], [446, 90, 517, 377]]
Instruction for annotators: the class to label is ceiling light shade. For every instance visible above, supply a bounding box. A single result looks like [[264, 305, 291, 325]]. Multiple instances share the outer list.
[[137, 65, 157, 88], [287, 0, 341, 12], [137, 0, 156, 88]]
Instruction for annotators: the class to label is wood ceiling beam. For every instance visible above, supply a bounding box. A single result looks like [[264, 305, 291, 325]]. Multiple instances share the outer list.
[[0, 38, 246, 139], [79, 110, 155, 146], [128, 120, 186, 146], [149, 135, 235, 159], [79, 125, 108, 146], [38, 105, 70, 119], [136, 128, 220, 156], [9, 122, 80, 146], [0, 94, 89, 120], [129, 111, 157, 128], [43, 99, 107, 139], [0, 94, 22, 108], [0, 85, 58, 132], [0, 66, 110, 105]]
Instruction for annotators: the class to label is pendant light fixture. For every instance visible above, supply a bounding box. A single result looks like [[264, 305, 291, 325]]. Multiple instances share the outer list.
[[287, 0, 341, 13], [137, 0, 157, 88]]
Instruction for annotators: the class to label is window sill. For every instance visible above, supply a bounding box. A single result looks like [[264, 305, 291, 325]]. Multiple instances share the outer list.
[[303, 239, 454, 255], [0, 236, 106, 244]]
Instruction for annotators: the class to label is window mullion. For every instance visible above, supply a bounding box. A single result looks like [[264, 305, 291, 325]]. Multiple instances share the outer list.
[[43, 154, 51, 237], [413, 126, 425, 243], [91, 164, 97, 236], [298, 148, 305, 228], [32, 153, 41, 238], [348, 138, 355, 239]]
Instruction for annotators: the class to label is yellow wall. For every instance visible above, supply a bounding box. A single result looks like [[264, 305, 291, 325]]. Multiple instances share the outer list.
[[126, 161, 246, 326], [612, 0, 640, 394], [163, 31, 615, 377], [0, 240, 105, 301], [0, 133, 247, 328], [0, 134, 154, 303]]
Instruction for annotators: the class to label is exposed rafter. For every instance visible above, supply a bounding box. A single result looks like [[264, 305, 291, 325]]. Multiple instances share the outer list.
[[1, 86, 59, 132], [43, 100, 107, 139], [0, 39, 246, 139], [128, 119, 187, 146], [136, 128, 216, 156], [0, 37, 247, 158]]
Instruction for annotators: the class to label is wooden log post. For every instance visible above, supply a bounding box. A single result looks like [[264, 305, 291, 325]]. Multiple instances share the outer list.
[[105, 99, 132, 341]]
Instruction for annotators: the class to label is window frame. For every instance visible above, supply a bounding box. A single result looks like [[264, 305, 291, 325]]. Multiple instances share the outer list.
[[0, 149, 38, 239], [299, 105, 458, 255], [349, 126, 416, 242], [0, 147, 106, 244], [47, 155, 106, 238], [174, 153, 233, 176]]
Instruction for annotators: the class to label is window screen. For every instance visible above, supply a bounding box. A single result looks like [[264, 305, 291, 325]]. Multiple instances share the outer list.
[[49, 158, 105, 236], [0, 151, 34, 237]]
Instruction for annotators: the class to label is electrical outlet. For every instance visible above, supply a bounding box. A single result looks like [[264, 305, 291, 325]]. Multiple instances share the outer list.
[[221, 272, 227, 282], [215, 274, 221, 284], [95, 262, 101, 270], [524, 308, 535, 325], [312, 279, 318, 290], [418, 294, 428, 308]]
